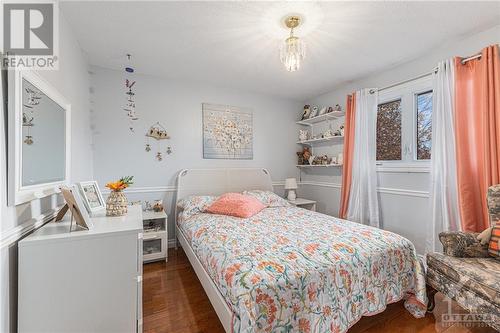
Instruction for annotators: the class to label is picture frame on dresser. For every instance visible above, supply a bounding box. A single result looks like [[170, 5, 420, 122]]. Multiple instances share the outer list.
[[77, 181, 106, 214]]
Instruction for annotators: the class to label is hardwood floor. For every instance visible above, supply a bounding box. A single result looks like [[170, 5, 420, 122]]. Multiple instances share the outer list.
[[143, 249, 496, 333]]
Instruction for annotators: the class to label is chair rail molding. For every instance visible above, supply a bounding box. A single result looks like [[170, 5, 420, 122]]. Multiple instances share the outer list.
[[299, 181, 429, 198], [0, 206, 62, 249], [100, 181, 287, 195], [112, 181, 429, 198]]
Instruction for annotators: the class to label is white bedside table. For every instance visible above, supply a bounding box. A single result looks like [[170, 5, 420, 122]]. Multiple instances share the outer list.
[[287, 198, 317, 211], [142, 210, 168, 263]]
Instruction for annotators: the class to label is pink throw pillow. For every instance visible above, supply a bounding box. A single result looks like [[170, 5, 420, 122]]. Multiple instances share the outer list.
[[205, 193, 266, 218]]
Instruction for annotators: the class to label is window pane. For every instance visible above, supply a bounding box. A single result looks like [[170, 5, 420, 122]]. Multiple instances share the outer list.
[[416, 91, 432, 160], [376, 99, 402, 160]]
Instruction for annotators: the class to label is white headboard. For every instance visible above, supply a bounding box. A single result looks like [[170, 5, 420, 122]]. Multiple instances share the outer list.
[[176, 168, 273, 201]]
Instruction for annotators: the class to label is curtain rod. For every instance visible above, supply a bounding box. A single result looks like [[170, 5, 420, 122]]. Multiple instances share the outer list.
[[369, 68, 437, 94], [460, 53, 481, 65], [368, 44, 498, 95]]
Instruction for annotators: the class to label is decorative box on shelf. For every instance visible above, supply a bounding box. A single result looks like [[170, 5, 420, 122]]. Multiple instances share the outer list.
[[142, 210, 168, 263]]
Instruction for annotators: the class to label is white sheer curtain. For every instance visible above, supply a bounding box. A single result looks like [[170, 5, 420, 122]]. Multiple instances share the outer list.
[[347, 88, 380, 227], [427, 59, 461, 253]]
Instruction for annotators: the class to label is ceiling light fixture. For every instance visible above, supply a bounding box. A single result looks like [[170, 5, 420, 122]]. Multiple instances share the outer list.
[[280, 15, 306, 72]]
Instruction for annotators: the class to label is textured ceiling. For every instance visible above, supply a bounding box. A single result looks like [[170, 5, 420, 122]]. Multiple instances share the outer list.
[[60, 1, 500, 101]]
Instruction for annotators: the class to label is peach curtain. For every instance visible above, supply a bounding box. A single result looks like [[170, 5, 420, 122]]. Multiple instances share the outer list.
[[339, 93, 356, 219], [454, 45, 500, 232]]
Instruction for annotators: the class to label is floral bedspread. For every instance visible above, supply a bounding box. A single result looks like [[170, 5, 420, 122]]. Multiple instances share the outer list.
[[177, 198, 427, 333]]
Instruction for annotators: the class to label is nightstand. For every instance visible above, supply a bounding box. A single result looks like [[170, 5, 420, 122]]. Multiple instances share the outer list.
[[142, 210, 168, 263], [287, 198, 317, 211]]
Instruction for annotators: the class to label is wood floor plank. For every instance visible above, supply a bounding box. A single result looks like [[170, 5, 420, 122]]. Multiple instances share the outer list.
[[143, 248, 495, 333]]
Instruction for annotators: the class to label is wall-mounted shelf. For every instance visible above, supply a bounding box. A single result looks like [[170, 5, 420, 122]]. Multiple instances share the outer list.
[[296, 111, 344, 125], [296, 164, 343, 168], [297, 136, 344, 145]]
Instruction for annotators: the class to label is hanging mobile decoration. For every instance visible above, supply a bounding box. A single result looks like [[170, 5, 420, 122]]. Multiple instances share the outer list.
[[145, 122, 173, 161], [123, 54, 139, 132], [23, 87, 40, 145]]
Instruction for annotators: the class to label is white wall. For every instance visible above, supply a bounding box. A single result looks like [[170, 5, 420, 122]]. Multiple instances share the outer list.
[[0, 13, 93, 332], [300, 25, 500, 254], [90, 66, 302, 243]]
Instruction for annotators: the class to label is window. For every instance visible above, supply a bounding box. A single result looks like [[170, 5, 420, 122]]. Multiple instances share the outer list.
[[375, 76, 433, 169], [376, 99, 402, 161], [416, 91, 432, 160]]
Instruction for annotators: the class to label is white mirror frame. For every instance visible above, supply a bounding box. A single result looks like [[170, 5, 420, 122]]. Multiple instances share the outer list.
[[8, 70, 71, 206]]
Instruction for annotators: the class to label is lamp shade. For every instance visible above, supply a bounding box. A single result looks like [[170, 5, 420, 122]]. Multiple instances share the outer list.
[[284, 178, 298, 190]]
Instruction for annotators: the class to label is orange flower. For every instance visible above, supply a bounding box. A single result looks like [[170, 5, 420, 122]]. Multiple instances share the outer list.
[[330, 323, 341, 333], [255, 291, 277, 325], [305, 243, 319, 255], [105, 176, 133, 192], [194, 227, 208, 238], [250, 274, 261, 284], [323, 305, 332, 316], [367, 291, 376, 303], [333, 243, 354, 254], [307, 283, 317, 302], [257, 261, 284, 274], [298, 318, 310, 333], [339, 269, 352, 292], [276, 236, 289, 245], [224, 263, 242, 285]]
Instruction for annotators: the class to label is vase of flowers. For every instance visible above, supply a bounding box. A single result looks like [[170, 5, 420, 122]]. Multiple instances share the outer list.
[[105, 176, 134, 216]]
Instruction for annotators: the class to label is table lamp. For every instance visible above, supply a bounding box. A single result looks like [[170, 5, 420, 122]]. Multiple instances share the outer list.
[[285, 178, 298, 201]]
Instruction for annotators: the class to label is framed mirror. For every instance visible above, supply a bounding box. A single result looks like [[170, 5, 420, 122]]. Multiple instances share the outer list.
[[8, 70, 71, 205]]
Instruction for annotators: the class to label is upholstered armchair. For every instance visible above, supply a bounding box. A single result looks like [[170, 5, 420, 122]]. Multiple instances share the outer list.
[[426, 184, 500, 331]]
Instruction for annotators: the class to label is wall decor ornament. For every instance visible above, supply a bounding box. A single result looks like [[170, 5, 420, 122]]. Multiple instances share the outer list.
[[202, 103, 253, 159], [22, 86, 41, 145], [144, 122, 172, 161], [122, 54, 139, 132]]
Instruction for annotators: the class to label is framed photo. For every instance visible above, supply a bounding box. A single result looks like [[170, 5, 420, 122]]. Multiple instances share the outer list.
[[58, 185, 93, 230], [77, 181, 105, 214]]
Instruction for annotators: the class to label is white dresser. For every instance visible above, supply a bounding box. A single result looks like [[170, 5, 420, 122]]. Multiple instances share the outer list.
[[18, 205, 144, 333]]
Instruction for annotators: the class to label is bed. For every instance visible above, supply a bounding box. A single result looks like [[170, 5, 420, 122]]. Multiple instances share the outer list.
[[175, 168, 427, 333]]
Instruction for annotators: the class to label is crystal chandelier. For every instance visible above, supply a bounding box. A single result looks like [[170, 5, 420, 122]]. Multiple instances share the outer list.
[[280, 16, 306, 72]]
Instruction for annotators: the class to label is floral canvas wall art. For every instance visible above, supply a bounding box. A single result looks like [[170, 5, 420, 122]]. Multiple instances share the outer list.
[[203, 103, 253, 159]]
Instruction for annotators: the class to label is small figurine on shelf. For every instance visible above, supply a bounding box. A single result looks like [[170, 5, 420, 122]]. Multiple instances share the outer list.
[[301, 105, 311, 120], [296, 147, 311, 165], [153, 200, 164, 212], [318, 107, 327, 115], [337, 153, 344, 165], [298, 130, 309, 141], [327, 106, 334, 113], [339, 125, 345, 136], [322, 129, 334, 138], [310, 105, 319, 118], [334, 104, 342, 112]]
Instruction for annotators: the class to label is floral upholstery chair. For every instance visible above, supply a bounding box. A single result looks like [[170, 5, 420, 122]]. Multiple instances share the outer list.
[[426, 185, 500, 331]]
